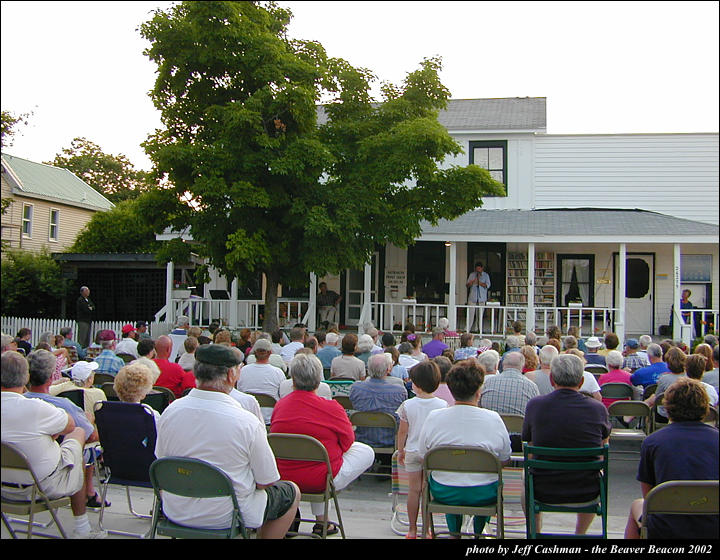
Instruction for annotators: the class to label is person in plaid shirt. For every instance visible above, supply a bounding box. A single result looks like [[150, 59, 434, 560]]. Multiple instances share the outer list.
[[479, 351, 539, 416], [623, 339, 649, 372], [92, 330, 124, 377]]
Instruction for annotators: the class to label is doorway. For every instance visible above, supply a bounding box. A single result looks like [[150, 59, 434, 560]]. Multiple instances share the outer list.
[[613, 253, 655, 336]]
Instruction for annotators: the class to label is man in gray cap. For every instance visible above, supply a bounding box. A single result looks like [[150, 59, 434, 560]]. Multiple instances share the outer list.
[[170, 316, 190, 335], [155, 343, 299, 538]]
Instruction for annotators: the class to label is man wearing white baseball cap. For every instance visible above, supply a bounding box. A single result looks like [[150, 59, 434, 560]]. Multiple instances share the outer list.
[[583, 336, 606, 367]]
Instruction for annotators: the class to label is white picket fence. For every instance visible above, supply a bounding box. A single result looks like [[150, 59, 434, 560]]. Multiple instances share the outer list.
[[1, 316, 175, 347]]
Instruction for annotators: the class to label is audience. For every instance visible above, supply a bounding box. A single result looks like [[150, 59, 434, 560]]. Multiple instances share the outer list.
[[454, 332, 478, 361], [623, 339, 649, 372], [598, 350, 635, 408], [49, 360, 105, 420], [93, 330, 124, 376], [153, 335, 196, 399], [703, 344, 719, 393], [177, 336, 198, 372], [684, 354, 719, 407], [330, 333, 366, 381], [423, 328, 449, 359], [583, 336, 606, 366], [630, 343, 668, 389], [431, 356, 455, 406], [235, 338, 286, 424], [113, 362, 162, 422], [480, 351, 540, 416]]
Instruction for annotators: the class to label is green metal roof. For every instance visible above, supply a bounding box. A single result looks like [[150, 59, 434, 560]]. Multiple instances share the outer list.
[[1, 152, 114, 211]]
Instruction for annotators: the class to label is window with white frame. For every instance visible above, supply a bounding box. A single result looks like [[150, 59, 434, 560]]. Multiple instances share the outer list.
[[22, 203, 33, 238], [469, 140, 507, 195], [49, 209, 59, 241]]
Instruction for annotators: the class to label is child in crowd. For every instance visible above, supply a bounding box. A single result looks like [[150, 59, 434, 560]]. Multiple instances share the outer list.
[[395, 361, 448, 538]]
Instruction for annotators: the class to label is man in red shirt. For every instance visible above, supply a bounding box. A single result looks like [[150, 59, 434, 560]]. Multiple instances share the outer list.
[[270, 353, 374, 536], [153, 335, 195, 398]]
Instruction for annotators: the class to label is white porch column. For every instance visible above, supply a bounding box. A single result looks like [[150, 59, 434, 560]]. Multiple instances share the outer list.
[[527, 243, 535, 334], [673, 243, 682, 340], [358, 262, 372, 334], [448, 242, 457, 331], [228, 277, 238, 328], [308, 273, 317, 332], [616, 243, 626, 342], [165, 260, 175, 325]]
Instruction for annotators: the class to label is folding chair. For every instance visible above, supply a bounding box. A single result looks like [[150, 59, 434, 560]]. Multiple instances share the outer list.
[[640, 480, 719, 539], [246, 392, 277, 409], [500, 414, 525, 463], [1, 442, 71, 539], [145, 386, 175, 414], [523, 444, 609, 539], [650, 393, 669, 432], [421, 446, 505, 539], [149, 457, 248, 539], [93, 372, 116, 387], [584, 365, 608, 375], [100, 382, 119, 401], [600, 382, 634, 401], [641, 383, 657, 401], [57, 388, 85, 409], [93, 401, 158, 538], [350, 411, 397, 478], [116, 353, 135, 364], [607, 401, 651, 441], [267, 433, 345, 539], [332, 395, 354, 413]]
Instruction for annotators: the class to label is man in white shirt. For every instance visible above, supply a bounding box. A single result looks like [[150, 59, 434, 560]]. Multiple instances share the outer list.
[[466, 262, 491, 331], [114, 324, 139, 359], [1, 351, 98, 538], [156, 344, 299, 538], [236, 339, 287, 424], [280, 327, 305, 365]]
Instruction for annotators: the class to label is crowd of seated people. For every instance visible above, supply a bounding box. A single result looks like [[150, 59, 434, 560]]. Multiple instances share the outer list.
[[2, 318, 718, 540]]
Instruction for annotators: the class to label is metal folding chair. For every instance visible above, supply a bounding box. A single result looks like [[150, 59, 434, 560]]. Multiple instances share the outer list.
[[57, 388, 85, 409], [600, 382, 634, 401], [93, 400, 158, 538], [1, 442, 71, 539], [268, 433, 345, 539], [422, 445, 505, 539], [640, 480, 719, 539], [149, 457, 248, 539], [350, 411, 397, 478]]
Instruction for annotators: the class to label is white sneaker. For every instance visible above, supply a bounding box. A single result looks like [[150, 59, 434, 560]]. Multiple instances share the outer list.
[[72, 527, 108, 539]]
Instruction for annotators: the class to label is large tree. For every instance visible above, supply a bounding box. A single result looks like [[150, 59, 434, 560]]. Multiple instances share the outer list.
[[139, 1, 502, 332], [47, 137, 152, 203]]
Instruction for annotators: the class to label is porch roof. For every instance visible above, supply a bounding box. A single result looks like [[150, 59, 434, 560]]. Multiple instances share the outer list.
[[418, 208, 719, 244]]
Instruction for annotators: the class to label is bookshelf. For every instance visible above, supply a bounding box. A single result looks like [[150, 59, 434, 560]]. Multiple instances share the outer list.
[[506, 252, 555, 307]]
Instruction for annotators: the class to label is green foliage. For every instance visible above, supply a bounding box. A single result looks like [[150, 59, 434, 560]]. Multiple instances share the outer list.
[[1, 109, 33, 149], [139, 1, 502, 330], [70, 197, 160, 254], [46, 137, 152, 203], [1, 248, 67, 317]]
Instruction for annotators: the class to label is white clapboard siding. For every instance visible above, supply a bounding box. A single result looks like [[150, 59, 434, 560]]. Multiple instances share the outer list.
[[534, 134, 719, 225]]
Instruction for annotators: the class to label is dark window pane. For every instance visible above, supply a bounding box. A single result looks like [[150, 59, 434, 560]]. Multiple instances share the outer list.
[[626, 258, 649, 298]]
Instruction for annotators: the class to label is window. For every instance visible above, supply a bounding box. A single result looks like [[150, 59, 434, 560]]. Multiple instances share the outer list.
[[469, 140, 507, 195], [557, 254, 595, 307], [49, 209, 59, 241], [21, 204, 33, 238]]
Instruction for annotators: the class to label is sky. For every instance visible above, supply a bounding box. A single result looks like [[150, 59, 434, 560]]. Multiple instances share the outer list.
[[1, 1, 718, 171]]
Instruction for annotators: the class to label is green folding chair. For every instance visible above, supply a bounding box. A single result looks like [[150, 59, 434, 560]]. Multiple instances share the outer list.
[[523, 444, 609, 539], [641, 480, 719, 539], [1, 442, 71, 539], [149, 457, 248, 539], [600, 382, 634, 401], [422, 446, 505, 539], [267, 433, 345, 539]]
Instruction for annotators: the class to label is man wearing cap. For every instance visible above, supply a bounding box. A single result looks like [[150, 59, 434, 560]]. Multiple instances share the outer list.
[[135, 321, 152, 340], [422, 328, 449, 359], [236, 338, 286, 424], [583, 337, 606, 367], [93, 330, 124, 377], [156, 344, 300, 538], [623, 339, 649, 372], [170, 315, 190, 335], [153, 335, 196, 399], [115, 324, 139, 359]]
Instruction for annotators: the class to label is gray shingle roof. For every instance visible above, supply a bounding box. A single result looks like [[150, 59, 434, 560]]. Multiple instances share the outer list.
[[317, 97, 546, 131], [420, 209, 719, 238], [2, 153, 114, 211]]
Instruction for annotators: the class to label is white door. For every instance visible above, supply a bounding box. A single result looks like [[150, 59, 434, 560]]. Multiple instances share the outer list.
[[345, 253, 378, 327], [615, 254, 654, 336]]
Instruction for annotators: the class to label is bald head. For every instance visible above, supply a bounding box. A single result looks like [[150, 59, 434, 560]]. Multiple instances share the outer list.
[[155, 335, 173, 359]]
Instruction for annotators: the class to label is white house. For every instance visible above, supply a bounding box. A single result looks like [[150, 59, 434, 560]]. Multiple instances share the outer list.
[[159, 98, 719, 344]]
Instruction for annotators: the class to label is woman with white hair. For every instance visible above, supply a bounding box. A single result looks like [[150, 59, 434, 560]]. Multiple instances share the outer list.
[[597, 350, 633, 408], [270, 353, 374, 536], [355, 334, 375, 367]]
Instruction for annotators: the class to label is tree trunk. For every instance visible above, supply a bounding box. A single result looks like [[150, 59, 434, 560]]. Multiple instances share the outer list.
[[263, 271, 279, 333]]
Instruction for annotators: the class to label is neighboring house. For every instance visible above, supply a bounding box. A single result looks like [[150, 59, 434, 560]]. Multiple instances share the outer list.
[[1, 153, 114, 252], [156, 98, 718, 340]]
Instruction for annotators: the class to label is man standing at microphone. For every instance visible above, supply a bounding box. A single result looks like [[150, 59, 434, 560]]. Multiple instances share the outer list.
[[466, 262, 491, 332]]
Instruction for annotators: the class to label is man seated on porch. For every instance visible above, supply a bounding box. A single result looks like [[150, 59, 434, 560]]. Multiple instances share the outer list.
[[153, 335, 196, 399], [93, 330, 125, 377], [330, 333, 366, 381], [630, 343, 668, 388], [521, 353, 611, 536], [479, 351, 539, 416], [423, 327, 449, 359], [60, 327, 86, 360], [349, 353, 408, 449], [317, 282, 342, 330], [583, 337, 606, 366], [280, 327, 305, 365], [623, 339, 649, 372], [317, 331, 341, 369]]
